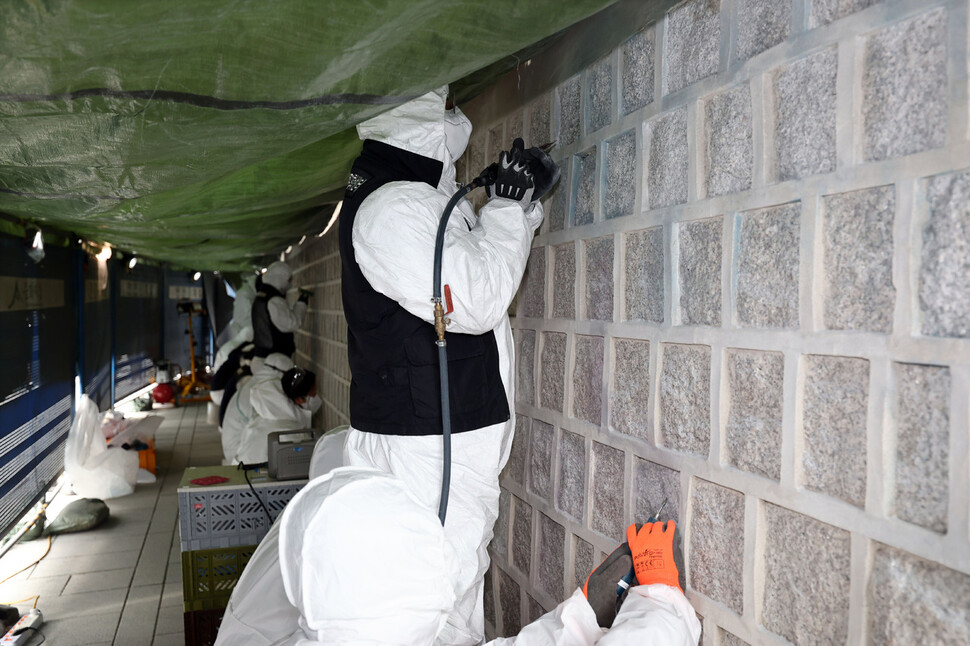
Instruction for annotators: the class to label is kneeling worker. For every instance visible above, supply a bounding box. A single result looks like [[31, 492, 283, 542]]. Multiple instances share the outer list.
[[234, 365, 320, 465], [215, 467, 700, 645]]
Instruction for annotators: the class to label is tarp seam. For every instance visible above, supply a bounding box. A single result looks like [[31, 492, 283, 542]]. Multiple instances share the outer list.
[[0, 89, 420, 111]]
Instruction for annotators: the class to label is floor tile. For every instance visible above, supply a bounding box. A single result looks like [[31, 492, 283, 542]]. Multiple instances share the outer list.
[[113, 584, 162, 645], [41, 610, 121, 644], [154, 604, 184, 635], [35, 587, 127, 620], [62, 568, 134, 594], [29, 550, 140, 579], [152, 631, 187, 646]]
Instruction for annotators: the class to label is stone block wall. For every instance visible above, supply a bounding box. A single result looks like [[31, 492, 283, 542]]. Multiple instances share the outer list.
[[457, 0, 970, 643], [287, 228, 350, 432], [281, 0, 970, 642]]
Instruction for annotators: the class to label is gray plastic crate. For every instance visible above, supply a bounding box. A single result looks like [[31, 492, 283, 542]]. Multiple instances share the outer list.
[[178, 482, 305, 551]]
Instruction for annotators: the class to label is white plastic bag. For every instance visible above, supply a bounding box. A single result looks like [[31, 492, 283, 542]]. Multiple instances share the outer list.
[[64, 395, 139, 499]]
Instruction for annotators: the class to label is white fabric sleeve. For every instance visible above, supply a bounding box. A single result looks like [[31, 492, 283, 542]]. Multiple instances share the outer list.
[[268, 295, 307, 333], [597, 585, 701, 646], [486, 588, 605, 646], [352, 182, 543, 335]]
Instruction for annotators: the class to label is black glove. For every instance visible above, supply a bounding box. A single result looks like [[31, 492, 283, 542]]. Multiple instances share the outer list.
[[298, 288, 312, 304], [521, 145, 561, 201], [583, 541, 634, 628], [486, 138, 535, 209]]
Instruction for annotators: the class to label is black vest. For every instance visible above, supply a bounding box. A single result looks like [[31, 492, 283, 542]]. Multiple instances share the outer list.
[[339, 140, 510, 436], [251, 284, 296, 358]]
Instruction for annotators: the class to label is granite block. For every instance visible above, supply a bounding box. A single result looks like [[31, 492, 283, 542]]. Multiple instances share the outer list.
[[647, 108, 689, 208], [512, 496, 533, 573], [519, 247, 546, 319], [773, 47, 837, 181], [572, 335, 605, 425], [737, 0, 791, 61], [679, 217, 723, 326], [466, 133, 486, 185], [517, 329, 536, 406], [802, 355, 869, 507], [869, 544, 970, 643], [920, 169, 970, 338], [763, 504, 851, 643], [624, 227, 665, 323], [584, 236, 614, 321], [540, 332, 567, 413], [659, 344, 712, 456], [705, 85, 753, 197], [864, 8, 947, 161], [823, 185, 896, 332], [586, 56, 614, 134], [507, 111, 524, 143], [529, 93, 552, 147], [527, 596, 546, 623], [558, 75, 582, 147], [665, 0, 722, 95], [721, 629, 748, 646], [610, 338, 651, 439], [484, 568, 495, 627], [634, 458, 681, 523], [689, 479, 744, 612], [553, 243, 576, 319], [529, 420, 555, 503], [573, 535, 595, 591], [498, 568, 522, 635], [894, 363, 950, 532], [591, 442, 626, 539], [507, 416, 529, 486], [811, 0, 883, 27], [725, 349, 784, 480], [557, 430, 587, 521], [622, 27, 655, 115], [493, 489, 511, 561], [548, 156, 570, 233], [489, 123, 506, 168], [605, 130, 637, 220], [574, 148, 597, 226], [736, 202, 800, 328], [537, 514, 566, 600]]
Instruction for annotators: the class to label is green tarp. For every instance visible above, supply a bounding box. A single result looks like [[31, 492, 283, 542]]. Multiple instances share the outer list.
[[0, 0, 614, 270]]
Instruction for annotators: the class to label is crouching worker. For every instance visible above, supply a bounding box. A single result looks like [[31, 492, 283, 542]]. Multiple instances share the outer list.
[[234, 364, 321, 465], [215, 466, 700, 646], [222, 353, 320, 465]]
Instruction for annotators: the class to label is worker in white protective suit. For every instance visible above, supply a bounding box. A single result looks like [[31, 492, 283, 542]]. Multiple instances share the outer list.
[[337, 85, 558, 645], [251, 261, 309, 372], [234, 363, 320, 465], [222, 353, 291, 465], [214, 466, 701, 646], [214, 276, 258, 375]]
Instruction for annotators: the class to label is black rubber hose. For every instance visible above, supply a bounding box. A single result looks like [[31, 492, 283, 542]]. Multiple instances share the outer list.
[[433, 169, 495, 526], [436, 342, 452, 524], [433, 184, 475, 299]]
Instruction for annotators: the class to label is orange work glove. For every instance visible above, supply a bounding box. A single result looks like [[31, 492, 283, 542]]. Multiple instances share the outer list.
[[626, 521, 684, 593]]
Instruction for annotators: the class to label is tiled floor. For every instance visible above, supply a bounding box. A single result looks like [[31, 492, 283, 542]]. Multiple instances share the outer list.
[[0, 402, 222, 645]]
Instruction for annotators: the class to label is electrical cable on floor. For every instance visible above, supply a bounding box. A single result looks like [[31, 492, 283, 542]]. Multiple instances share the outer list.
[[241, 465, 274, 525], [0, 537, 52, 585], [0, 595, 39, 609]]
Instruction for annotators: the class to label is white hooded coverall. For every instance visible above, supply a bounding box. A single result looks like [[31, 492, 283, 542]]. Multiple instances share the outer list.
[[261, 261, 307, 341], [214, 467, 701, 646], [342, 86, 541, 645]]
